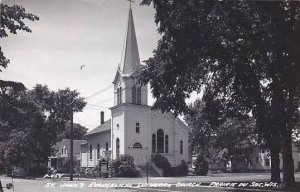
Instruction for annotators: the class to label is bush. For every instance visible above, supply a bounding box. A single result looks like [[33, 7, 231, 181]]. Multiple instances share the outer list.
[[194, 155, 209, 176], [151, 154, 171, 176], [176, 160, 189, 176], [111, 155, 140, 177]]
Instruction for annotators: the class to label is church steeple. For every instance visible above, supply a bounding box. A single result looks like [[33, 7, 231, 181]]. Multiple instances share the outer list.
[[121, 7, 140, 75], [112, 6, 148, 107]]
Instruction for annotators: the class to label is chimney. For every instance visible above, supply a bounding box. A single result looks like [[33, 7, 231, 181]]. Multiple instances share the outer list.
[[101, 111, 104, 125]]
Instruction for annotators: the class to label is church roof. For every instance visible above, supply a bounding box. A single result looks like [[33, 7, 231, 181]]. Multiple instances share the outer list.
[[85, 119, 111, 136], [121, 8, 140, 75]]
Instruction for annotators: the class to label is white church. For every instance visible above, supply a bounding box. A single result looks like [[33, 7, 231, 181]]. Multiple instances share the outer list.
[[80, 7, 190, 168]]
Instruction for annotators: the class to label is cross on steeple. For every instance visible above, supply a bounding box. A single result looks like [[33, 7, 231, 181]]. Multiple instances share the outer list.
[[127, 0, 134, 9]]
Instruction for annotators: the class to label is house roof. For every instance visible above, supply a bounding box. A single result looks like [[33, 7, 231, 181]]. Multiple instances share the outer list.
[[54, 139, 86, 155], [85, 119, 111, 136]]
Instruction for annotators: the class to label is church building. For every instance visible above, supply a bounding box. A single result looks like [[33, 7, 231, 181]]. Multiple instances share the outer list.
[[80, 7, 190, 168]]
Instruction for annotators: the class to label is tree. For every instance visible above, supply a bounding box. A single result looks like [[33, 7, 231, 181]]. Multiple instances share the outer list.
[[59, 123, 88, 140], [141, 0, 300, 186], [186, 99, 257, 172], [0, 3, 39, 71], [0, 84, 86, 175]]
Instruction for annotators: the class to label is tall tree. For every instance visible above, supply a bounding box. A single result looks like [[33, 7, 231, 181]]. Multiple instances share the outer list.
[[186, 99, 257, 172], [141, 0, 300, 186], [0, 84, 86, 175], [0, 3, 39, 71]]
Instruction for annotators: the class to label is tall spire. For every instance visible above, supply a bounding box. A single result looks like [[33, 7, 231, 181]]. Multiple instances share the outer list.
[[121, 7, 140, 75]]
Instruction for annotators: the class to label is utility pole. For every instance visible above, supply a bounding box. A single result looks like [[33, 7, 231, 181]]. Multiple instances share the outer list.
[[70, 108, 74, 181]]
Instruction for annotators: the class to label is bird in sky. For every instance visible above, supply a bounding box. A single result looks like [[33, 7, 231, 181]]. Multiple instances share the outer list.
[[80, 65, 85, 70]]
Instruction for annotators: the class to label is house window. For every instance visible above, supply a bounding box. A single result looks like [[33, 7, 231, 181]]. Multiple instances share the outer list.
[[116, 138, 120, 158], [61, 148, 63, 155], [265, 159, 270, 166], [165, 135, 169, 153], [180, 140, 183, 154], [157, 129, 164, 153], [116, 124, 119, 130], [97, 144, 100, 159], [152, 134, 156, 153], [133, 143, 142, 149], [106, 142, 109, 150], [90, 145, 93, 160], [136, 123, 140, 133]]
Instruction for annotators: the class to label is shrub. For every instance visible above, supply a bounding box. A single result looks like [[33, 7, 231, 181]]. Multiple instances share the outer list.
[[111, 155, 140, 177], [176, 160, 189, 176], [194, 155, 209, 176], [151, 154, 171, 176]]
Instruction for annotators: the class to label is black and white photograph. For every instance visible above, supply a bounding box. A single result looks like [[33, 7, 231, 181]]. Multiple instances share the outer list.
[[1, 0, 300, 191]]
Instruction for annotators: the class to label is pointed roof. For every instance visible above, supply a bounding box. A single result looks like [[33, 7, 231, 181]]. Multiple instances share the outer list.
[[121, 8, 140, 75]]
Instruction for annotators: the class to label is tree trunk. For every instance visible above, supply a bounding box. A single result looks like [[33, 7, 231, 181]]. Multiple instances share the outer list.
[[282, 129, 295, 187], [270, 147, 281, 183]]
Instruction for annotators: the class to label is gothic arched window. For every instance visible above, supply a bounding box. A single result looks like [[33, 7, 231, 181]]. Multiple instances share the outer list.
[[133, 143, 142, 149], [132, 86, 137, 104], [165, 135, 169, 153], [117, 88, 120, 104], [90, 144, 93, 160], [137, 87, 141, 104], [180, 140, 183, 154], [152, 134, 156, 153], [97, 144, 100, 159], [157, 129, 164, 153], [116, 138, 120, 157]]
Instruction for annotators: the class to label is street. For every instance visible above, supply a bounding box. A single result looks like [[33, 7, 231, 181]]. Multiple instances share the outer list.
[[1, 172, 300, 192]]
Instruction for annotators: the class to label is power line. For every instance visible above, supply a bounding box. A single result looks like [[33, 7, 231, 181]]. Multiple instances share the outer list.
[[85, 84, 113, 100]]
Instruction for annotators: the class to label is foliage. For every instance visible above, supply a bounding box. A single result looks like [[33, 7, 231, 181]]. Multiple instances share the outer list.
[[0, 83, 86, 175], [151, 153, 171, 176], [141, 0, 300, 185], [0, 3, 39, 71], [111, 155, 140, 177], [186, 99, 257, 169], [194, 155, 209, 176], [59, 123, 88, 140], [172, 160, 188, 176], [60, 156, 79, 173]]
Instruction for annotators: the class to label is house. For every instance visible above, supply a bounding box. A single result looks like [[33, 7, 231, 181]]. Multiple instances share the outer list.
[[48, 139, 86, 171], [80, 7, 190, 168], [191, 144, 300, 172]]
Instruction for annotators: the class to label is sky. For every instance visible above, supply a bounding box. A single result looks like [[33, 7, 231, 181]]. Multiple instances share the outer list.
[[1, 0, 162, 130]]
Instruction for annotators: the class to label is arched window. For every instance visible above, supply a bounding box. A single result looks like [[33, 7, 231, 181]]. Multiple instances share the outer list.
[[116, 124, 119, 130], [137, 87, 141, 104], [117, 88, 122, 105], [106, 142, 109, 151], [90, 145, 93, 160], [152, 134, 156, 153], [133, 143, 142, 149], [136, 122, 140, 133], [119, 88, 122, 104], [97, 144, 100, 159], [180, 140, 183, 154], [116, 138, 120, 158], [132, 86, 137, 104], [117, 88, 120, 104], [157, 129, 164, 153], [165, 135, 169, 153]]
